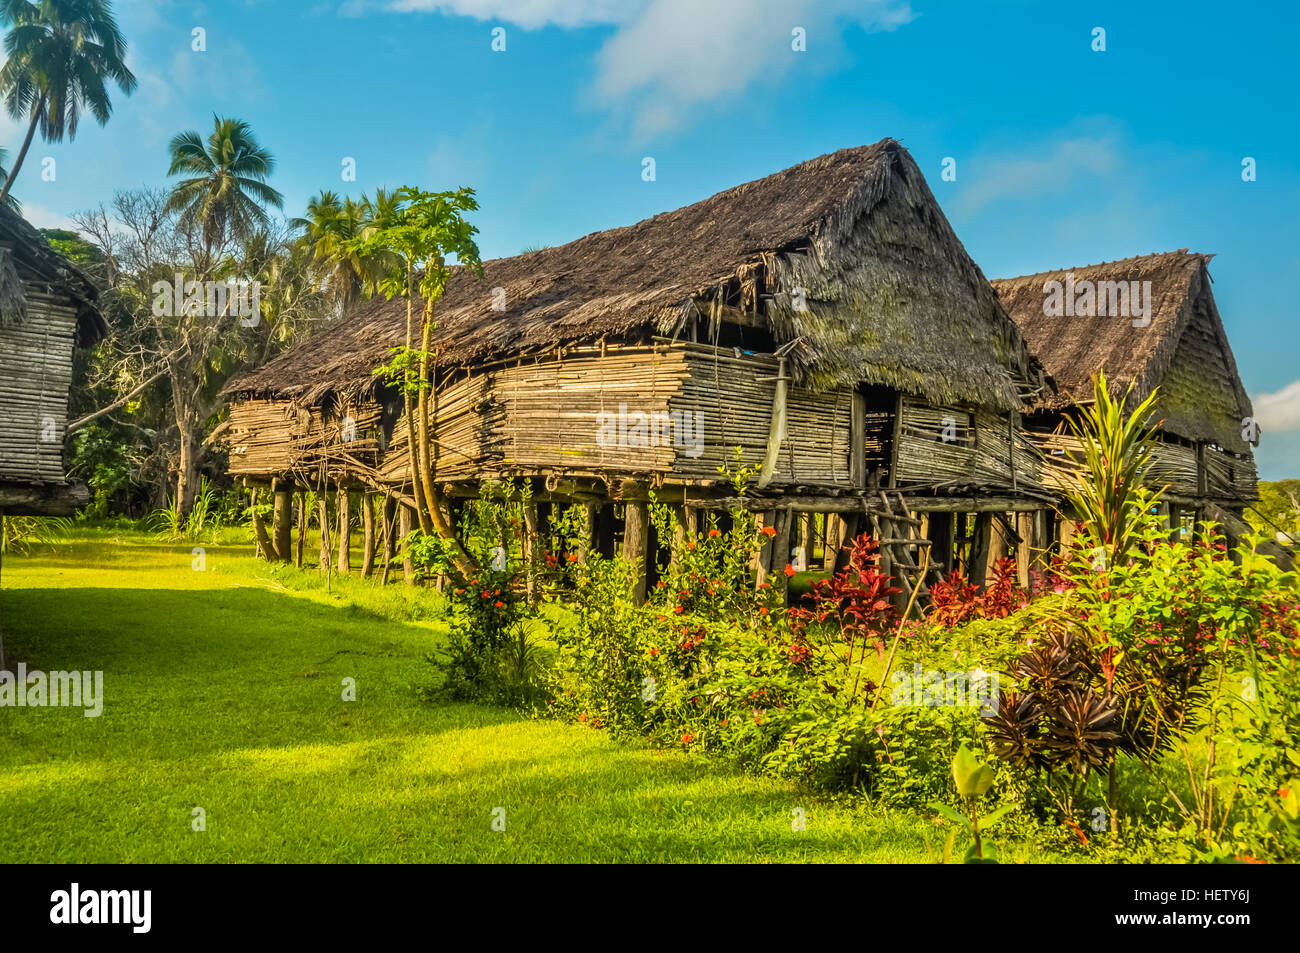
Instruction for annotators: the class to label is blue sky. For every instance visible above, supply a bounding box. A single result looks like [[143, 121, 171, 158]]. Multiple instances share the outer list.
[[6, 0, 1299, 476]]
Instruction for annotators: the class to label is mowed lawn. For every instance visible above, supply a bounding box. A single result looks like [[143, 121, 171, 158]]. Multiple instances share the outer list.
[[0, 530, 1000, 863]]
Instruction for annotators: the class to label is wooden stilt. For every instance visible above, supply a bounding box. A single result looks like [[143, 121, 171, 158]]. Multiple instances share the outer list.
[[823, 514, 843, 570], [970, 512, 993, 587], [770, 507, 793, 602], [272, 486, 292, 563], [318, 494, 332, 572], [755, 509, 776, 587], [361, 492, 376, 578], [399, 504, 414, 585], [577, 502, 597, 562], [797, 513, 813, 572], [833, 512, 860, 573], [523, 502, 540, 603], [623, 500, 649, 604], [295, 491, 305, 568], [337, 488, 351, 574], [251, 488, 273, 560]]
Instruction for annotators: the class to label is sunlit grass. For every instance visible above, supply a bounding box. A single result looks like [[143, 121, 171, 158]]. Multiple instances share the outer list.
[[0, 529, 1072, 863]]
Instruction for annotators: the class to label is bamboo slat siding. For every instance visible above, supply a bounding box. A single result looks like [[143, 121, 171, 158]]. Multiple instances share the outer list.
[[1024, 431, 1253, 502], [229, 342, 857, 488], [227, 397, 383, 479], [895, 400, 1044, 490], [0, 293, 77, 485]]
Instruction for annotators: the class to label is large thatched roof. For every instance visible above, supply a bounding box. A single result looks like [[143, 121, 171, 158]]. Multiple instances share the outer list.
[[0, 203, 105, 344], [992, 251, 1253, 452], [229, 138, 1041, 411]]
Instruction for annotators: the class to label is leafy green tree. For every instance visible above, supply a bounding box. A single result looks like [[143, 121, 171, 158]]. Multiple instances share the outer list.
[[164, 116, 283, 267], [348, 185, 483, 578], [0, 0, 136, 202]]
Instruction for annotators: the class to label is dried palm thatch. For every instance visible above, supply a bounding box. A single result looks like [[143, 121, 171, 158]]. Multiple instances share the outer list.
[[227, 139, 1042, 413], [0, 203, 103, 342], [993, 251, 1253, 454], [0, 205, 105, 513]]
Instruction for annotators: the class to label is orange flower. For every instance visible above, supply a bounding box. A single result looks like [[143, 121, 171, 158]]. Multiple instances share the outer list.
[[708, 529, 721, 538], [784, 563, 796, 577], [761, 526, 776, 537]]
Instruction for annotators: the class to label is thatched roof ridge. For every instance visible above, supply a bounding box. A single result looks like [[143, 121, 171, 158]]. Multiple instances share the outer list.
[[0, 203, 105, 344], [992, 250, 1253, 450], [228, 138, 1041, 411]]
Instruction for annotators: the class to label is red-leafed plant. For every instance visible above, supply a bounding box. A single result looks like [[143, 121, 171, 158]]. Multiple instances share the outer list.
[[789, 533, 901, 705], [928, 557, 1037, 627]]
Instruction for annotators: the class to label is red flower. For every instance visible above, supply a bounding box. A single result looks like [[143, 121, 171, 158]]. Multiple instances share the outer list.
[[708, 528, 721, 538], [784, 563, 796, 578], [681, 733, 693, 745], [494, 600, 504, 608], [761, 526, 776, 537]]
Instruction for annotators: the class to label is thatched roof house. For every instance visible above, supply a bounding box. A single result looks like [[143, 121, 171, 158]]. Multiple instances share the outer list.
[[225, 139, 1059, 595], [0, 205, 106, 515], [992, 250, 1257, 508], [227, 138, 1046, 487]]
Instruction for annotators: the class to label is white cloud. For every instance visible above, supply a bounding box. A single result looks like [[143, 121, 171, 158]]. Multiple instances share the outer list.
[[1254, 381, 1300, 433], [383, 0, 914, 137], [385, 0, 631, 28], [955, 135, 1120, 216], [18, 202, 77, 230], [591, 0, 914, 138]]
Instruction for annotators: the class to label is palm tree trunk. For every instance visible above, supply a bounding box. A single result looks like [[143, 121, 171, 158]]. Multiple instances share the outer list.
[[402, 266, 430, 534], [0, 98, 43, 205]]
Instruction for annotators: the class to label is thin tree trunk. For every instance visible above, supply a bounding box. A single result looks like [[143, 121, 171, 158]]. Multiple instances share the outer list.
[[403, 266, 431, 535], [0, 98, 42, 205]]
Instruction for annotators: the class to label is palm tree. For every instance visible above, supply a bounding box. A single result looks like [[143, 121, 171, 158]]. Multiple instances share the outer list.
[[0, 0, 136, 203], [291, 191, 377, 312], [164, 115, 284, 264]]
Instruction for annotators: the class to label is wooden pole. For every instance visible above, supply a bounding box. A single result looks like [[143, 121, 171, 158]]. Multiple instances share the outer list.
[[272, 485, 292, 563], [399, 503, 414, 585], [970, 512, 993, 587], [755, 509, 776, 587], [295, 491, 305, 568], [833, 512, 860, 573], [770, 507, 793, 602], [250, 488, 273, 560], [797, 512, 813, 571], [318, 494, 332, 572], [336, 488, 351, 575], [668, 504, 688, 566], [823, 514, 843, 570], [623, 501, 649, 604], [577, 502, 597, 562], [523, 502, 540, 603], [361, 492, 376, 578]]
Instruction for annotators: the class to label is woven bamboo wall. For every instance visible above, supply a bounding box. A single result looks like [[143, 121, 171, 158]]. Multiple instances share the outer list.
[[896, 400, 1044, 490], [0, 290, 78, 485]]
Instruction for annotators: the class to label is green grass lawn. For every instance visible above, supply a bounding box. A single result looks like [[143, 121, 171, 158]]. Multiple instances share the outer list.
[[0, 528, 1058, 863]]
